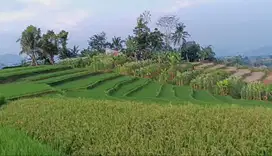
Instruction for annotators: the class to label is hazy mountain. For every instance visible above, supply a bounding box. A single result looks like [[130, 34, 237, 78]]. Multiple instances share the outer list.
[[240, 46, 272, 57], [0, 54, 22, 67]]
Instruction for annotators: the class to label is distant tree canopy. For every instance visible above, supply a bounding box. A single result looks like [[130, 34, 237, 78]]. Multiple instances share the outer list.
[[18, 10, 217, 65]]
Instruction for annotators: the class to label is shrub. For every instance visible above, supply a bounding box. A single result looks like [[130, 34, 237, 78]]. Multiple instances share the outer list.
[[215, 77, 246, 98], [190, 70, 230, 92], [0, 95, 6, 106], [241, 82, 269, 101]]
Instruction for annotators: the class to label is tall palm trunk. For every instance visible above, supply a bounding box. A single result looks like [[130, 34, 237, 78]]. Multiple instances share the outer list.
[[31, 52, 38, 66], [49, 55, 55, 65]]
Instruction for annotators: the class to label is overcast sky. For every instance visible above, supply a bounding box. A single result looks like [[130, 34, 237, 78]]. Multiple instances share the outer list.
[[1, 0, 272, 56]]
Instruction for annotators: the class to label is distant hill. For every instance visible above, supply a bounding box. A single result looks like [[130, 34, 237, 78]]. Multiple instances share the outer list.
[[240, 46, 272, 57], [0, 54, 22, 67]]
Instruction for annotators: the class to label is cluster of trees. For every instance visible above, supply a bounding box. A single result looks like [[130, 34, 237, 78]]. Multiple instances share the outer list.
[[18, 11, 216, 65], [17, 26, 79, 65]]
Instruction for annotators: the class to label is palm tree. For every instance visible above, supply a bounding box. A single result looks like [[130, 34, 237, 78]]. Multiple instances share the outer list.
[[68, 45, 80, 58], [111, 36, 125, 51], [171, 23, 190, 48], [17, 25, 42, 66]]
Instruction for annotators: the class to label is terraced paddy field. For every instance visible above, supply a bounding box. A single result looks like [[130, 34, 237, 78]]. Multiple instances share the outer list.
[[2, 65, 272, 155], [0, 65, 271, 106]]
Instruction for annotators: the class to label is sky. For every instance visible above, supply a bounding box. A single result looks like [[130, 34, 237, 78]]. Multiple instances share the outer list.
[[0, 0, 272, 56]]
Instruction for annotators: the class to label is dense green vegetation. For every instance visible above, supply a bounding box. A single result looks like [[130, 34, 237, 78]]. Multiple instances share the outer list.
[[2, 98, 272, 155]]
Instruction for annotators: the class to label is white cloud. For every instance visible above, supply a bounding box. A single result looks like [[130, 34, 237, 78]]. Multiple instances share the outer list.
[[0, 9, 34, 23], [0, 0, 91, 32], [164, 0, 214, 13]]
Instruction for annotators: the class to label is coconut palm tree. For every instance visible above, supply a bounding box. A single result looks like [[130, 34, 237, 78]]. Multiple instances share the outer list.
[[111, 36, 125, 51], [171, 23, 190, 48], [68, 45, 80, 58], [17, 25, 42, 66]]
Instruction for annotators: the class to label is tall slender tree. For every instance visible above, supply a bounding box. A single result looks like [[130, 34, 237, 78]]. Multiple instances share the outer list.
[[172, 23, 190, 48], [149, 28, 164, 51], [58, 30, 69, 59]]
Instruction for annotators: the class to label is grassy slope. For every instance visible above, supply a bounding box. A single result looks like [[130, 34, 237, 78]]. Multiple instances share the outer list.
[[111, 79, 148, 97], [1, 98, 272, 155], [129, 81, 161, 98], [65, 76, 133, 99], [193, 90, 223, 103], [55, 72, 117, 90], [0, 65, 70, 81], [158, 84, 178, 100], [0, 83, 55, 99], [22, 68, 86, 81], [0, 126, 61, 156]]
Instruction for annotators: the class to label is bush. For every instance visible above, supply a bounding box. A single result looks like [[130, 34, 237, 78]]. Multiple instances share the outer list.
[[0, 95, 6, 106]]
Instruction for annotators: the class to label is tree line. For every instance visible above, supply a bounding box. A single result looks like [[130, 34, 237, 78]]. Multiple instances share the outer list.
[[18, 11, 216, 66]]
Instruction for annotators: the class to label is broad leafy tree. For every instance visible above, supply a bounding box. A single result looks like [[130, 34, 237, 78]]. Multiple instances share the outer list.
[[181, 41, 201, 62], [40, 30, 59, 64], [133, 11, 151, 51], [88, 32, 108, 53], [199, 45, 216, 61], [149, 28, 164, 51], [17, 25, 42, 66], [58, 30, 69, 59]]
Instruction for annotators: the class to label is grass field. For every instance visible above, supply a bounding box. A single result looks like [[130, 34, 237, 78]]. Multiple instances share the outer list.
[[0, 83, 56, 100], [0, 65, 71, 83], [2, 98, 272, 155], [0, 126, 62, 156], [111, 79, 148, 97]]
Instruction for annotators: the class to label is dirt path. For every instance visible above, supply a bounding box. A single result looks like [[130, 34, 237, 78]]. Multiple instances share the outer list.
[[224, 67, 237, 73], [244, 72, 265, 83], [195, 63, 214, 70], [206, 64, 226, 71], [263, 73, 272, 85], [231, 69, 251, 78]]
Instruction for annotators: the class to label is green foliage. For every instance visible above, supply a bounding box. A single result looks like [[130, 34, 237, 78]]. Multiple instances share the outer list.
[[175, 70, 201, 86], [171, 22, 190, 47], [199, 45, 216, 61], [58, 30, 69, 59], [190, 70, 230, 92], [241, 82, 269, 101], [215, 77, 246, 98], [40, 30, 59, 64], [180, 41, 201, 62], [0, 95, 6, 106], [88, 32, 108, 53], [17, 25, 42, 66]]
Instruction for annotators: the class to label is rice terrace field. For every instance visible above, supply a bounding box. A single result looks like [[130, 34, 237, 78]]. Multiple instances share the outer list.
[[2, 55, 272, 155]]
